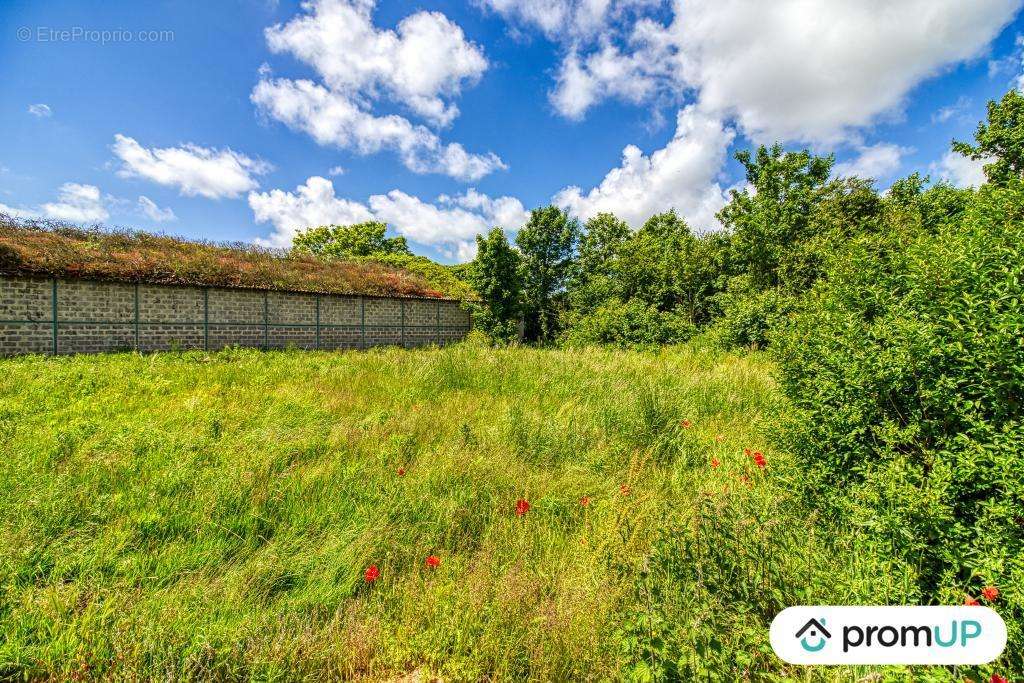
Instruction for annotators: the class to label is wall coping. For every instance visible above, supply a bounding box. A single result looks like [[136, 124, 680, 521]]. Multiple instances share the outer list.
[[0, 271, 469, 304]]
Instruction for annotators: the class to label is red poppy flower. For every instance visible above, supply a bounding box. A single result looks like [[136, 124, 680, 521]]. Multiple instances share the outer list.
[[681, 419, 692, 428], [982, 585, 999, 601], [711, 458, 721, 469], [580, 496, 591, 507], [364, 564, 380, 582], [397, 467, 406, 476], [991, 674, 1008, 683], [620, 484, 631, 496], [425, 555, 440, 568], [753, 452, 766, 468], [964, 595, 980, 606], [515, 498, 530, 517]]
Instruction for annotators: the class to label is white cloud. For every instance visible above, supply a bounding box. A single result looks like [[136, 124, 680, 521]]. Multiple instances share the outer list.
[[252, 78, 505, 181], [27, 103, 52, 118], [265, 0, 488, 127], [833, 143, 911, 181], [40, 183, 110, 223], [137, 196, 177, 222], [932, 96, 973, 124], [553, 105, 735, 230], [484, 0, 1021, 145], [488, 0, 1019, 232], [551, 26, 673, 120], [930, 150, 990, 188], [666, 0, 1021, 144], [439, 188, 531, 232], [477, 0, 660, 41], [255, 0, 503, 181], [112, 134, 272, 199], [327, 165, 346, 176], [0, 202, 32, 219], [249, 176, 375, 246], [249, 176, 527, 260]]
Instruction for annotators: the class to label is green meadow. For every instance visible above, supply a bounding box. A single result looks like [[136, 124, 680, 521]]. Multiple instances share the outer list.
[[0, 343, 935, 681]]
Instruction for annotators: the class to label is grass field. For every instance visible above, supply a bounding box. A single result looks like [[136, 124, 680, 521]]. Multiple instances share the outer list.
[[0, 344, 932, 680]]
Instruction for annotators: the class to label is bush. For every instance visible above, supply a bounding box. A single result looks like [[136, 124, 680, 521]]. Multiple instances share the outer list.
[[560, 299, 695, 348], [772, 179, 1024, 667], [709, 276, 791, 350]]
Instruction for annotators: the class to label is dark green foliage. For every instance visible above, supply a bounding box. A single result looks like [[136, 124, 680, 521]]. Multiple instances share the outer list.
[[710, 276, 791, 349], [719, 144, 834, 291], [293, 221, 411, 258], [560, 299, 695, 348], [772, 178, 1024, 665], [953, 89, 1024, 186], [577, 212, 631, 280], [515, 206, 580, 343], [467, 227, 523, 342]]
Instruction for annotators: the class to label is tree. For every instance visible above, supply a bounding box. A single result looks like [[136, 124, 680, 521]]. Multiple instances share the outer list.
[[515, 206, 580, 343], [718, 144, 834, 291], [468, 227, 523, 342], [577, 212, 630, 279], [953, 89, 1024, 186], [569, 213, 631, 314], [292, 221, 410, 258]]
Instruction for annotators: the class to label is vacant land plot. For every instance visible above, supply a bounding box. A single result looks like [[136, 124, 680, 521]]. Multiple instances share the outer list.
[[1, 344, 907, 680]]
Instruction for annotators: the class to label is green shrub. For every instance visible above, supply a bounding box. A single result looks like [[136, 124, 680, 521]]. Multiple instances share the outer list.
[[560, 299, 695, 348], [709, 276, 791, 350], [772, 179, 1024, 669]]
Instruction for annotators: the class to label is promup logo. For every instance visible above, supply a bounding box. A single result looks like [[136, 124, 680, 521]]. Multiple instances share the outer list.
[[795, 618, 831, 652], [770, 606, 1006, 665]]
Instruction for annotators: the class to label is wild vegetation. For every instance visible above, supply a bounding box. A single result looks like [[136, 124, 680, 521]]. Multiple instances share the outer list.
[[289, 90, 1024, 679], [0, 344, 820, 679], [0, 220, 460, 299], [0, 91, 1021, 680]]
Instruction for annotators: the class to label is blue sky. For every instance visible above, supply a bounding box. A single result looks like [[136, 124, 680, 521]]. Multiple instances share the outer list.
[[3, 0, 1024, 262]]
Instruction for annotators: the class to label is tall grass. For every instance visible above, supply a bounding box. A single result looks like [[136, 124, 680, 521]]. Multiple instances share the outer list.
[[0, 344, 962, 680]]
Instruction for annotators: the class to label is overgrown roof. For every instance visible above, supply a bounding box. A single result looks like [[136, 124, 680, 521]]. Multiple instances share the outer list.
[[0, 217, 459, 300]]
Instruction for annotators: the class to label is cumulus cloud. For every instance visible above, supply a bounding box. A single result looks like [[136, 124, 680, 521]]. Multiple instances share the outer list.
[[112, 134, 272, 199], [477, 0, 660, 41], [40, 183, 110, 223], [266, 0, 488, 127], [255, 0, 504, 180], [249, 176, 527, 260], [833, 143, 911, 181], [930, 150, 990, 188], [479, 0, 1019, 234], [27, 103, 52, 118], [553, 105, 734, 230], [664, 0, 1022, 144], [252, 79, 505, 182], [249, 176, 375, 246], [137, 196, 177, 222], [551, 25, 674, 120], [484, 0, 1021, 146], [1, 183, 110, 222]]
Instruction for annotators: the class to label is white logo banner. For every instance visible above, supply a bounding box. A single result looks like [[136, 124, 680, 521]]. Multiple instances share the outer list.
[[770, 606, 1007, 665]]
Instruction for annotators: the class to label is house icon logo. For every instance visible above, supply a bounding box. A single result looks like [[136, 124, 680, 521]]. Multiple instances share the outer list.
[[795, 618, 831, 652]]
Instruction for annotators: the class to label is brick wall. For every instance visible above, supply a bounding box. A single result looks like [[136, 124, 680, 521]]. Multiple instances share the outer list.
[[0, 275, 472, 356]]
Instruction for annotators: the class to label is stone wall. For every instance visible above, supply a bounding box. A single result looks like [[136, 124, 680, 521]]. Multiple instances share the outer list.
[[0, 275, 471, 356]]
